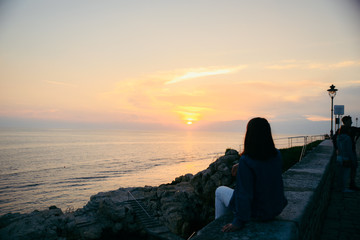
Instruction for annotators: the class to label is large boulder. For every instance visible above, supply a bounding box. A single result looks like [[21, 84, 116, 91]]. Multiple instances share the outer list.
[[0, 206, 74, 240], [150, 148, 240, 237]]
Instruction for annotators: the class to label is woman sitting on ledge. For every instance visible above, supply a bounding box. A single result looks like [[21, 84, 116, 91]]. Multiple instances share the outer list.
[[215, 117, 288, 232]]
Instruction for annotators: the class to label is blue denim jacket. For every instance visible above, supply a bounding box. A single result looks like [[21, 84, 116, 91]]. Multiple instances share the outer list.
[[229, 150, 288, 227], [337, 134, 355, 162]]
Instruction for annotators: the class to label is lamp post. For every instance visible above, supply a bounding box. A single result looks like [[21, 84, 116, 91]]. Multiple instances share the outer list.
[[327, 84, 338, 137]]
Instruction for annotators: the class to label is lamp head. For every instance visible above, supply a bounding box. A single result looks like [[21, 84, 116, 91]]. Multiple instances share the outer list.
[[327, 84, 338, 98]]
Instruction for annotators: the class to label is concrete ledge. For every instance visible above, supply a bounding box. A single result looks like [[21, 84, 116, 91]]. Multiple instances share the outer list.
[[193, 214, 298, 240], [192, 140, 334, 240]]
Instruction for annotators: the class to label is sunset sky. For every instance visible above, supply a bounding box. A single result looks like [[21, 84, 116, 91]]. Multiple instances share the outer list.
[[0, 0, 359, 134]]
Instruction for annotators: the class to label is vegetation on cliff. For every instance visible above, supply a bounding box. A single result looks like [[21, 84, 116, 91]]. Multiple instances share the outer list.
[[280, 140, 323, 172]]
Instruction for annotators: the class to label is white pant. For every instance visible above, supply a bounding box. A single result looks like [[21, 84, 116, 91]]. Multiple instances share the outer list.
[[215, 186, 234, 219]]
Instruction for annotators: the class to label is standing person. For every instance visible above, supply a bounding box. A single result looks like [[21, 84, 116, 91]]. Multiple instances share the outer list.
[[215, 117, 288, 232], [336, 126, 354, 192], [341, 116, 360, 190]]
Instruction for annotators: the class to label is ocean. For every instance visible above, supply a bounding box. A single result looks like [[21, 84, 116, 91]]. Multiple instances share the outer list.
[[0, 128, 316, 216], [0, 128, 246, 215]]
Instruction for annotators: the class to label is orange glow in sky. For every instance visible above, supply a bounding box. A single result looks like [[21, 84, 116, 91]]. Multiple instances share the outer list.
[[0, 1, 359, 133]]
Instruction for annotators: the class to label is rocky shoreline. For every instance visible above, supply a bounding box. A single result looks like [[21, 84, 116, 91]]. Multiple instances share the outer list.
[[0, 149, 240, 240]]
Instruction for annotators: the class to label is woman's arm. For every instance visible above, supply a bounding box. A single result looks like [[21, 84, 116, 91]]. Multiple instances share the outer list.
[[222, 157, 253, 231], [222, 222, 244, 232], [231, 163, 239, 176]]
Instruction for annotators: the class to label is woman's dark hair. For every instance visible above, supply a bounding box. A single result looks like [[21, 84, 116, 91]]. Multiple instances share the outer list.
[[341, 115, 352, 124], [241, 117, 277, 160]]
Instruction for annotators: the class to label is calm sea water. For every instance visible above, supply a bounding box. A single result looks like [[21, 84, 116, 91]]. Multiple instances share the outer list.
[[0, 129, 246, 215]]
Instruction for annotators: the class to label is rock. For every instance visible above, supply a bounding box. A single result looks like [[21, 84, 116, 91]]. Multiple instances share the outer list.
[[171, 173, 194, 184], [225, 148, 239, 156], [82, 226, 102, 240], [0, 207, 66, 240], [97, 198, 126, 221]]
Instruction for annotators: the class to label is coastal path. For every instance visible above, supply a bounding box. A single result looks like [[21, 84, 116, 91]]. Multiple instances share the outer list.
[[319, 139, 360, 240]]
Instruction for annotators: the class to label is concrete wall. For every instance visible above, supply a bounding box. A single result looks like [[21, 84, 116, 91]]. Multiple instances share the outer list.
[[191, 140, 335, 240]]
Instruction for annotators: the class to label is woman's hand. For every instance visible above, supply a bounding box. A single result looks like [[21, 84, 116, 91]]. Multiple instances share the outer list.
[[221, 223, 241, 232], [231, 163, 239, 177]]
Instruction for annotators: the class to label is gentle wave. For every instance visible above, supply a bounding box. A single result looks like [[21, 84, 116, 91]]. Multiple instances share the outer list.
[[0, 129, 244, 215]]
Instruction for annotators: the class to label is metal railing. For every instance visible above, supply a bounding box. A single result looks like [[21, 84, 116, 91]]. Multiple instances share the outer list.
[[239, 134, 326, 161], [273, 134, 326, 149]]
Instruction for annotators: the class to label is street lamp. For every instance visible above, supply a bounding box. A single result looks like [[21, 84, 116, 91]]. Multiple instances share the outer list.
[[327, 84, 338, 137]]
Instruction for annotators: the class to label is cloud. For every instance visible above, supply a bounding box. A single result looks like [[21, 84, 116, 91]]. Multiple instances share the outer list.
[[304, 115, 329, 122], [45, 80, 77, 87], [165, 65, 248, 84], [177, 106, 214, 112], [328, 61, 360, 68], [265, 64, 300, 70], [265, 60, 360, 70], [91, 62, 358, 128], [308, 61, 360, 70]]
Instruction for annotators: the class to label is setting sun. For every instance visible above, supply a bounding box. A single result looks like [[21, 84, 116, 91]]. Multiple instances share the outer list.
[[0, 0, 359, 134]]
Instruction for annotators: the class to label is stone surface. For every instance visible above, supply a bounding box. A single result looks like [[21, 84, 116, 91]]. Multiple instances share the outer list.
[[192, 140, 334, 240], [192, 214, 299, 240], [319, 140, 360, 240]]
